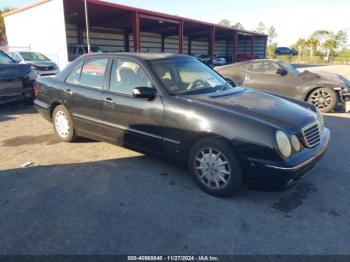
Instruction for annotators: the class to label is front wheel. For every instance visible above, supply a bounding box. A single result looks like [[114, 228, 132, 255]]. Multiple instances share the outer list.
[[188, 138, 243, 197], [52, 105, 77, 142], [307, 87, 337, 113]]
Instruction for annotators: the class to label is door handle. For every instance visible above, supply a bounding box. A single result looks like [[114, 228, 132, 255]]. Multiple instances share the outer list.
[[103, 97, 115, 105], [64, 89, 73, 95]]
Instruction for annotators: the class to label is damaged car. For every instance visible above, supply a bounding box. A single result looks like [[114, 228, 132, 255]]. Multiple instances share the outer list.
[[215, 59, 350, 113], [0, 50, 37, 105]]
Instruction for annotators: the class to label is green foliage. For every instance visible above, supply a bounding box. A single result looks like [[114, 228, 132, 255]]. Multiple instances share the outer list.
[[267, 43, 277, 57], [231, 22, 244, 30], [268, 26, 277, 44], [256, 22, 266, 33], [0, 7, 12, 35], [218, 19, 231, 27]]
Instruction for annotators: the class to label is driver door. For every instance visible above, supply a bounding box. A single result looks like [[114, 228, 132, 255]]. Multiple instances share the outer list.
[[245, 60, 296, 97], [102, 57, 165, 153]]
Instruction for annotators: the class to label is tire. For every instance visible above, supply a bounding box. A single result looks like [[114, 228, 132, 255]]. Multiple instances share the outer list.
[[188, 138, 243, 197], [52, 105, 77, 142], [307, 87, 337, 113]]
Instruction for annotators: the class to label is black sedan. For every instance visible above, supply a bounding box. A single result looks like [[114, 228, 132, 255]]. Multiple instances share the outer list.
[[215, 59, 350, 113], [34, 53, 330, 197], [0, 50, 37, 105]]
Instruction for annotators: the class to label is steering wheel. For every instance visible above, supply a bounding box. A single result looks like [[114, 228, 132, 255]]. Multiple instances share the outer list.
[[187, 79, 206, 90]]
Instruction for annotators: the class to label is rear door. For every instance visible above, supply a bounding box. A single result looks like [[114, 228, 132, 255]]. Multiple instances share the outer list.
[[102, 57, 164, 153], [244, 60, 296, 96], [64, 57, 110, 138]]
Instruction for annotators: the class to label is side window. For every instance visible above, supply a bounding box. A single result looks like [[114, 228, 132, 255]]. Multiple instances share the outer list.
[[66, 63, 83, 84], [109, 58, 153, 95], [249, 61, 279, 75], [79, 58, 109, 89]]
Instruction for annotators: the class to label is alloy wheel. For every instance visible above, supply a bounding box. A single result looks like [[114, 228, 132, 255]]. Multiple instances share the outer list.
[[55, 111, 70, 138], [194, 147, 231, 189], [309, 89, 333, 110]]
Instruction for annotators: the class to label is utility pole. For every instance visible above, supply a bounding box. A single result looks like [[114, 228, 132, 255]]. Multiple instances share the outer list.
[[84, 0, 91, 53]]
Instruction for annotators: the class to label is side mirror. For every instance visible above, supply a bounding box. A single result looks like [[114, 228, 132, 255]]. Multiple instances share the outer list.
[[276, 68, 288, 76], [133, 87, 157, 99], [225, 78, 236, 86]]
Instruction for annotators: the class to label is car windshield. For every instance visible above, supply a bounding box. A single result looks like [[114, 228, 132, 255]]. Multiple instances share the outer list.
[[19, 52, 50, 61], [0, 51, 15, 64], [279, 61, 301, 76], [151, 58, 233, 95]]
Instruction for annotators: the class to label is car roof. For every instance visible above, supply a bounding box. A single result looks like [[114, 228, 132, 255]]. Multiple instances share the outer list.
[[83, 52, 192, 61]]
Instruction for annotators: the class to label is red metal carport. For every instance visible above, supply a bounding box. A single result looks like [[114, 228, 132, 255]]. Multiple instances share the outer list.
[[63, 0, 267, 63]]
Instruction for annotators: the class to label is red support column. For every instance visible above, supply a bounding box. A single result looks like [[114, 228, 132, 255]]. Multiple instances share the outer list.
[[178, 20, 184, 54], [209, 26, 215, 62], [232, 30, 238, 63], [133, 12, 140, 52], [251, 35, 255, 59], [124, 31, 130, 52]]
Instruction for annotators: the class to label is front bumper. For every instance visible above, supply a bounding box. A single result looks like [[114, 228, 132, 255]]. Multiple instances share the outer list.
[[243, 128, 330, 189]]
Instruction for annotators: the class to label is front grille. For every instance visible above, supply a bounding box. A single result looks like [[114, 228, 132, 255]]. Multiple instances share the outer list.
[[302, 122, 321, 148]]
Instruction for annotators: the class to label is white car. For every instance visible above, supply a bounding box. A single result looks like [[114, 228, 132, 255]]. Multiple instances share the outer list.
[[7, 51, 59, 76]]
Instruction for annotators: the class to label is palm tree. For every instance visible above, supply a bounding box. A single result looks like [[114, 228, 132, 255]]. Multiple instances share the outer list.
[[306, 38, 319, 59], [323, 39, 337, 62], [296, 38, 307, 60]]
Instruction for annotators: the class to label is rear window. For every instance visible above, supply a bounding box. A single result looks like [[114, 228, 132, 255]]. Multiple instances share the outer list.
[[79, 58, 109, 89]]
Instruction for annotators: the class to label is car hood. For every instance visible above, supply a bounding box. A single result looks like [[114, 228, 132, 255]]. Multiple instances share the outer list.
[[0, 64, 32, 80], [187, 88, 317, 131], [29, 61, 57, 68], [300, 70, 350, 89]]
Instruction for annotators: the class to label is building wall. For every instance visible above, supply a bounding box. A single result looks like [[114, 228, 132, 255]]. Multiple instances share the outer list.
[[4, 0, 68, 68]]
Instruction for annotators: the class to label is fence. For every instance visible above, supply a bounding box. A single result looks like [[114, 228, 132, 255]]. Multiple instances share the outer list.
[[0, 45, 31, 52]]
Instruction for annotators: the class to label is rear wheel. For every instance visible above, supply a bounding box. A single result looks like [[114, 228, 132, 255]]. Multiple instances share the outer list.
[[307, 87, 337, 113], [188, 138, 243, 197], [52, 105, 77, 142]]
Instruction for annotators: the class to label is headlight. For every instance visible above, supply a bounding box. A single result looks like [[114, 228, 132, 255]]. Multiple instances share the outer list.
[[291, 135, 301, 152], [275, 130, 292, 158]]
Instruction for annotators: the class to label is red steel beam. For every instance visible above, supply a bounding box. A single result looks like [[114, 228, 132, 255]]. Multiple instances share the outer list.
[[209, 26, 216, 62], [179, 20, 184, 54], [133, 11, 140, 52], [232, 30, 238, 63], [251, 35, 255, 59]]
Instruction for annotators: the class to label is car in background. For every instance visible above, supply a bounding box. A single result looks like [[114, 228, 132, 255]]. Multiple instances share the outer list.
[[275, 47, 298, 56], [192, 54, 211, 65], [213, 57, 227, 66], [68, 44, 103, 61], [215, 59, 350, 113], [7, 51, 60, 76], [34, 53, 330, 197], [0, 50, 37, 105]]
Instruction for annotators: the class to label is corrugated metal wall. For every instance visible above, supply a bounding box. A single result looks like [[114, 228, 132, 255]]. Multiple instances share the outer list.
[[66, 24, 266, 61]]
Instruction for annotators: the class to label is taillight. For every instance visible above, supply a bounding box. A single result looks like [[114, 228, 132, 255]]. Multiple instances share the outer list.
[[34, 82, 39, 97]]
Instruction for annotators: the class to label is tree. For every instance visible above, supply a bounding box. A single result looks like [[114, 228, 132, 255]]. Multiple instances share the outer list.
[[296, 38, 307, 59], [231, 22, 244, 30], [0, 7, 12, 44], [256, 22, 266, 33], [306, 37, 319, 58], [323, 39, 337, 62], [218, 19, 231, 27], [267, 42, 277, 57], [267, 26, 278, 44], [334, 30, 348, 49]]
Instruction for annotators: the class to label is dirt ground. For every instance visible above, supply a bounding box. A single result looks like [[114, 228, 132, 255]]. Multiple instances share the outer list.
[[0, 64, 350, 255]]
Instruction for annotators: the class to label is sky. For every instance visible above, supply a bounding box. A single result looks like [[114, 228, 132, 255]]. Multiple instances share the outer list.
[[1, 0, 350, 46]]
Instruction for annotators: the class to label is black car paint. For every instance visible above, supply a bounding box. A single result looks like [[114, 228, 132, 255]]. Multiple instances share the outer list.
[[0, 51, 36, 105], [215, 59, 350, 104], [34, 53, 330, 189]]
